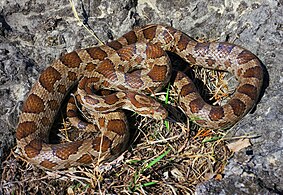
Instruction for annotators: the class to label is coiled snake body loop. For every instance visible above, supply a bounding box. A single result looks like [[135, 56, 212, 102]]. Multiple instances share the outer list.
[[16, 24, 263, 170]]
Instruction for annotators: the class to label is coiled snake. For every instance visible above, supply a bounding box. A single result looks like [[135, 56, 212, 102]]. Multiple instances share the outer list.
[[16, 24, 263, 170]]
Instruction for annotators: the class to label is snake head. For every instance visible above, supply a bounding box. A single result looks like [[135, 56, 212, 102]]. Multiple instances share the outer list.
[[152, 105, 168, 120], [138, 105, 168, 120], [126, 92, 168, 120]]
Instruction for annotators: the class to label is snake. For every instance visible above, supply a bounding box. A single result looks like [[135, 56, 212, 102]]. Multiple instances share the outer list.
[[16, 24, 263, 170]]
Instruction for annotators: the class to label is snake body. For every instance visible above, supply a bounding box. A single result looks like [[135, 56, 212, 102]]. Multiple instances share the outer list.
[[16, 25, 263, 170]]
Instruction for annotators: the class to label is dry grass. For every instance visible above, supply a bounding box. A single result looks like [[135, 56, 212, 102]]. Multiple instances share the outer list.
[[1, 65, 243, 194]]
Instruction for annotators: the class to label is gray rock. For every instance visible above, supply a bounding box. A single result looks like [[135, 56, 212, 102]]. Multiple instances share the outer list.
[[0, 0, 282, 194]]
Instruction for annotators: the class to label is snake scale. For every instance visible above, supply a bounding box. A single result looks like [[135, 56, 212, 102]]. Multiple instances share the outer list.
[[16, 24, 263, 170]]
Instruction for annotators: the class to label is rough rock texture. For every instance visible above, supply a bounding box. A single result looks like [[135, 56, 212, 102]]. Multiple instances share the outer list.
[[0, 0, 282, 194]]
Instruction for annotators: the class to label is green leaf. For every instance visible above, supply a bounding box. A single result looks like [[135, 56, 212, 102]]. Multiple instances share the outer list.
[[143, 149, 171, 172], [164, 83, 170, 130], [141, 181, 157, 187], [202, 136, 223, 143]]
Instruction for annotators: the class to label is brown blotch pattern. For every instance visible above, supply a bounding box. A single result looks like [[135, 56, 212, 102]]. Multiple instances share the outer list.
[[147, 65, 168, 82], [123, 31, 138, 44], [117, 84, 127, 90], [209, 106, 224, 121], [143, 26, 157, 40], [100, 89, 112, 96], [229, 99, 246, 117], [40, 117, 50, 126], [60, 51, 82, 68], [107, 40, 123, 50], [205, 58, 216, 66], [85, 62, 96, 72], [57, 84, 66, 94], [189, 98, 205, 113], [86, 47, 107, 61], [177, 33, 190, 51], [77, 154, 93, 164], [107, 119, 126, 135], [95, 106, 111, 112], [24, 139, 42, 158], [180, 83, 196, 97], [117, 46, 135, 61], [80, 78, 100, 95], [22, 94, 45, 113], [16, 121, 37, 140], [67, 71, 77, 81], [47, 100, 59, 111], [238, 84, 258, 100], [145, 44, 164, 58], [40, 160, 58, 169], [39, 66, 61, 92], [104, 94, 120, 105], [237, 50, 257, 64], [54, 141, 84, 160], [243, 66, 263, 80], [126, 92, 142, 108], [96, 59, 116, 78], [93, 136, 112, 152], [101, 80, 110, 88], [78, 77, 87, 89]]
